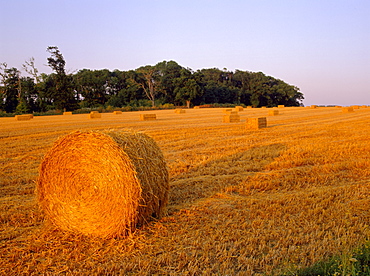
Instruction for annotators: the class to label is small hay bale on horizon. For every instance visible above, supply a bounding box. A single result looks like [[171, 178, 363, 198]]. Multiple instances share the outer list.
[[235, 106, 244, 111], [246, 117, 267, 129], [140, 114, 156, 121], [89, 112, 101, 118], [311, 105, 317, 109], [268, 110, 279, 116], [63, 112, 73, 115], [223, 114, 240, 123], [15, 114, 33, 121], [342, 107, 354, 113], [36, 130, 169, 238], [175, 109, 186, 114], [113, 111, 123, 114]]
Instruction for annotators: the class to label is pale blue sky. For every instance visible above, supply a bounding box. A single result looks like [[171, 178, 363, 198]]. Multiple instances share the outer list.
[[1, 0, 369, 106]]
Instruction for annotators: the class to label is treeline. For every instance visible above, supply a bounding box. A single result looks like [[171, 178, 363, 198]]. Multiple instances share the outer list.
[[0, 46, 303, 114]]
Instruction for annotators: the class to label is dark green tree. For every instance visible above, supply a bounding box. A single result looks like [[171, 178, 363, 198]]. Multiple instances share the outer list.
[[46, 46, 78, 111]]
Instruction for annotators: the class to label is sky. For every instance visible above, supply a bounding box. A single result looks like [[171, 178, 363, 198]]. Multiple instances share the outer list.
[[1, 0, 369, 106]]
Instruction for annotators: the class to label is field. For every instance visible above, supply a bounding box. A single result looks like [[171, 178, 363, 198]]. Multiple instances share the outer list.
[[1, 106, 370, 275]]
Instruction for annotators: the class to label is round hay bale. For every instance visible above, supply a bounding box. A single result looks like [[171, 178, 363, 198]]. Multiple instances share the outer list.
[[36, 130, 169, 238]]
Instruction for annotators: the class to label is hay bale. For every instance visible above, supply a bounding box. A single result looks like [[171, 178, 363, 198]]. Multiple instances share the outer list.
[[246, 117, 267, 129], [310, 105, 317, 109], [235, 106, 244, 111], [223, 108, 233, 113], [15, 114, 33, 121], [36, 130, 169, 238], [175, 109, 185, 114], [223, 114, 240, 123], [63, 112, 72, 115], [278, 105, 285, 108], [89, 112, 101, 118], [352, 105, 360, 109], [193, 106, 200, 109], [113, 111, 122, 115], [140, 114, 156, 121], [246, 106, 253, 109], [342, 107, 354, 113], [268, 110, 279, 116]]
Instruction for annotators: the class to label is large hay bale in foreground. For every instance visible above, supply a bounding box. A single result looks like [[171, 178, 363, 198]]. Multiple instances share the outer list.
[[37, 130, 169, 238]]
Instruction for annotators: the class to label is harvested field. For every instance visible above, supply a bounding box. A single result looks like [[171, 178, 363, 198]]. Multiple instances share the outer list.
[[1, 107, 370, 275]]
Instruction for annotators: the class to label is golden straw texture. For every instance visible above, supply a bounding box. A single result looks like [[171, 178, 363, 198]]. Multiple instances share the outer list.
[[15, 114, 33, 121], [36, 130, 169, 238], [246, 117, 267, 129], [140, 114, 156, 120]]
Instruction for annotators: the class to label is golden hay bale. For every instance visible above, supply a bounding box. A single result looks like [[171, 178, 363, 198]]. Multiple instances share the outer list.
[[352, 105, 360, 109], [268, 110, 279, 116], [89, 112, 101, 118], [174, 109, 186, 114], [342, 107, 354, 113], [278, 105, 285, 108], [113, 111, 123, 115], [310, 105, 317, 109], [246, 106, 253, 109], [140, 114, 156, 121], [223, 114, 240, 123], [15, 114, 33, 121], [63, 112, 73, 115], [36, 130, 169, 238], [223, 108, 233, 113], [235, 106, 244, 111], [246, 117, 267, 129], [361, 105, 368, 108], [193, 106, 200, 109]]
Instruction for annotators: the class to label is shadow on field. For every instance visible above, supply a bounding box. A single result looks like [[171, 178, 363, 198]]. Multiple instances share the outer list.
[[167, 143, 287, 214]]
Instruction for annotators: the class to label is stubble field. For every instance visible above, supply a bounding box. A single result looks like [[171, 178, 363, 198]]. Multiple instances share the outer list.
[[0, 106, 369, 275]]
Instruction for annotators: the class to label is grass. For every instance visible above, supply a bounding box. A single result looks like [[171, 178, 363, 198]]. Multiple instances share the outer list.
[[0, 106, 370, 275]]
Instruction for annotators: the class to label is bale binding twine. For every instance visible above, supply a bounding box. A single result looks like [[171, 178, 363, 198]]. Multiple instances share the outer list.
[[37, 130, 169, 238]]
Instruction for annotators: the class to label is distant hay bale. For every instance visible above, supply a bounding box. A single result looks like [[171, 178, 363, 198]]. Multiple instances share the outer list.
[[223, 108, 233, 113], [278, 105, 285, 108], [235, 106, 244, 111], [36, 130, 169, 238], [246, 106, 253, 109], [89, 112, 101, 118], [342, 107, 354, 113], [175, 109, 185, 114], [15, 114, 33, 121], [223, 114, 240, 123], [246, 117, 267, 129], [113, 111, 122, 115], [361, 105, 368, 108], [352, 105, 360, 109], [268, 110, 279, 116], [140, 114, 156, 121], [261, 106, 267, 108], [311, 105, 317, 109], [193, 106, 200, 109], [63, 112, 72, 115]]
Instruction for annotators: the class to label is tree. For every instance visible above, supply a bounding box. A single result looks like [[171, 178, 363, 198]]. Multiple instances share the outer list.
[[173, 68, 203, 107], [46, 46, 78, 111], [135, 65, 159, 107], [0, 63, 21, 113]]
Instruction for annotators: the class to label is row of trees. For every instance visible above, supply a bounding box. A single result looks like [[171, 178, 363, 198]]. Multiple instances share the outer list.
[[0, 46, 304, 113]]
